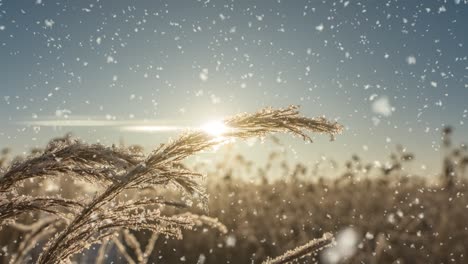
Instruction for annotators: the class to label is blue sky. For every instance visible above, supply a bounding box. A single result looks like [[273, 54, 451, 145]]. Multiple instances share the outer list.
[[1, 0, 467, 174]]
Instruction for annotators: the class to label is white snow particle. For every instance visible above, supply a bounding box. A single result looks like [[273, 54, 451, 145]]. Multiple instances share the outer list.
[[406, 55, 416, 65], [365, 232, 374, 240], [322, 228, 359, 264], [372, 96, 393, 117], [107, 56, 114, 63], [195, 90, 204, 96], [210, 94, 220, 104], [225, 235, 236, 247], [315, 23, 324, 32], [55, 109, 71, 118], [199, 68, 208, 81], [44, 19, 55, 28]]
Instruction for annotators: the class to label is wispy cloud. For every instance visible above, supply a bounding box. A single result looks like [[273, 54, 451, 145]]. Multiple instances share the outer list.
[[120, 125, 186, 133], [17, 118, 191, 133]]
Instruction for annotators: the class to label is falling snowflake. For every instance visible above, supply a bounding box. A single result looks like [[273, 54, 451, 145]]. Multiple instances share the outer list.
[[107, 56, 114, 63], [199, 68, 209, 81], [372, 96, 393, 116], [315, 23, 324, 32], [406, 55, 416, 65], [44, 19, 55, 28]]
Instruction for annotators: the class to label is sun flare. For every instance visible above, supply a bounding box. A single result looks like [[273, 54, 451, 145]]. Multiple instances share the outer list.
[[201, 120, 228, 137]]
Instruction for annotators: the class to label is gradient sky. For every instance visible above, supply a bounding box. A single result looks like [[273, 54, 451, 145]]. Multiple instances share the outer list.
[[1, 0, 467, 174]]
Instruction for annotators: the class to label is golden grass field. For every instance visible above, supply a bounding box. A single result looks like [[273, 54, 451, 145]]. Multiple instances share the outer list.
[[0, 107, 467, 264]]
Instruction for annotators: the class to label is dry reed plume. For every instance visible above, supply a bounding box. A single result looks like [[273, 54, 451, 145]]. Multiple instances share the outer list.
[[263, 233, 335, 264], [0, 105, 343, 264]]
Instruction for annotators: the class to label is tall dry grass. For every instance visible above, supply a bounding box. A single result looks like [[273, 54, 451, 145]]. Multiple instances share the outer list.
[[144, 126, 467, 264], [2, 108, 466, 263], [0, 105, 342, 264]]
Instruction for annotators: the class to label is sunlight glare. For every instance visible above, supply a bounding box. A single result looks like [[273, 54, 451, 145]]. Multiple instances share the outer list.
[[202, 120, 228, 137]]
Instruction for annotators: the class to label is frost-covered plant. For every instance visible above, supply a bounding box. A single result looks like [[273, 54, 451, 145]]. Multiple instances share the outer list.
[[262, 233, 334, 264], [0, 105, 343, 263]]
